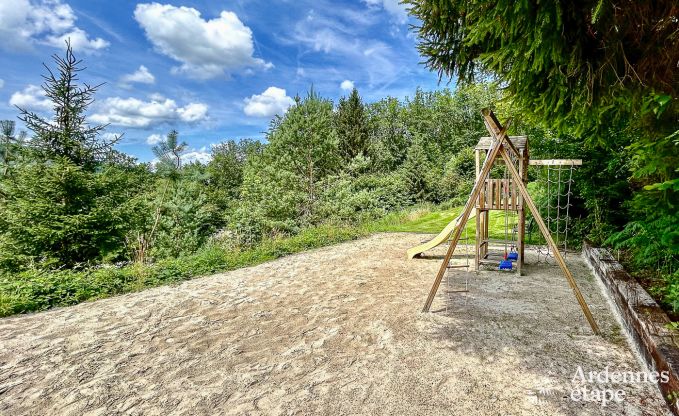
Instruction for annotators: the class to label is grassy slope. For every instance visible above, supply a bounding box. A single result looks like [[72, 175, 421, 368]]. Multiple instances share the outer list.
[[377, 206, 537, 243]]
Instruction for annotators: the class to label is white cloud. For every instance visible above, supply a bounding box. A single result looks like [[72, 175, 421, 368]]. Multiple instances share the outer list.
[[90, 96, 209, 128], [0, 0, 108, 53], [121, 65, 155, 85], [243, 87, 295, 118], [340, 80, 355, 91], [148, 92, 166, 101], [182, 148, 211, 164], [152, 146, 212, 165], [9, 85, 52, 111], [292, 16, 398, 89], [45, 27, 110, 51], [364, 0, 408, 24], [146, 133, 164, 145], [177, 103, 208, 122], [133, 3, 271, 79]]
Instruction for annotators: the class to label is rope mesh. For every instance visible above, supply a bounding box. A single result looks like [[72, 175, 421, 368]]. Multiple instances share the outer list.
[[537, 165, 575, 263]]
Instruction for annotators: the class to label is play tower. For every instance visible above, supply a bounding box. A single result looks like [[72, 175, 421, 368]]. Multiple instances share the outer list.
[[408, 110, 599, 334], [473, 135, 528, 275]]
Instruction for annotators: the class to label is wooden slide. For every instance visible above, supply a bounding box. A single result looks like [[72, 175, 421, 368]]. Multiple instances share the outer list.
[[406, 211, 476, 259]]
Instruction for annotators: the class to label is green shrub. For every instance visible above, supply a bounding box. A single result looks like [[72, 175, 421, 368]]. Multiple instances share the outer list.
[[0, 222, 373, 317]]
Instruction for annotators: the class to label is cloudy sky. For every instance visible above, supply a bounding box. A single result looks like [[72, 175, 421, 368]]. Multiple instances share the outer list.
[[0, 0, 442, 162]]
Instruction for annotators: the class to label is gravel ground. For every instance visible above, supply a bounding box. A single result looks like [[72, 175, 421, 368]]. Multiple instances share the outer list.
[[0, 233, 670, 415]]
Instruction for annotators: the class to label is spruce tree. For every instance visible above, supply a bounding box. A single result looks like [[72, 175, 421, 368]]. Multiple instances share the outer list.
[[335, 88, 369, 162], [405, 0, 677, 138], [16, 40, 118, 170], [0, 42, 136, 270]]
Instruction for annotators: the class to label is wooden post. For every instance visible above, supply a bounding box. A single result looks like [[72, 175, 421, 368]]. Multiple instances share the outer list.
[[518, 208, 525, 275], [496, 145, 599, 334], [518, 149, 526, 271], [475, 207, 480, 271], [421, 119, 512, 313]]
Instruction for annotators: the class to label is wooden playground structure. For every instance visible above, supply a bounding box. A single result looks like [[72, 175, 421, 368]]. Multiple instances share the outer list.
[[413, 109, 599, 334]]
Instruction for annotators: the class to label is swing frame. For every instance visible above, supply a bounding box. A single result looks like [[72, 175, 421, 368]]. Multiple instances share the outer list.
[[421, 109, 599, 334], [474, 133, 527, 274]]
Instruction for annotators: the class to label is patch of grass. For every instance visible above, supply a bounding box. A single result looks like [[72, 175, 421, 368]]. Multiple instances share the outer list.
[[376, 206, 542, 243]]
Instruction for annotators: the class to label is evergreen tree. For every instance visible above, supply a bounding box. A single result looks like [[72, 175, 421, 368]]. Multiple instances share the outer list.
[[0, 42, 139, 270], [16, 41, 118, 170], [406, 0, 677, 138], [265, 90, 339, 220], [367, 97, 409, 171], [152, 130, 186, 172], [401, 134, 436, 202], [335, 88, 369, 162], [0, 120, 26, 177], [129, 131, 188, 263]]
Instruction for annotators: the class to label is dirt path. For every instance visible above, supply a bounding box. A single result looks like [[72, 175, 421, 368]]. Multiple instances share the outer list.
[[0, 233, 670, 415]]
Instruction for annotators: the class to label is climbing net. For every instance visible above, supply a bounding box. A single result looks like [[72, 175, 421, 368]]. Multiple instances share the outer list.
[[536, 164, 575, 263]]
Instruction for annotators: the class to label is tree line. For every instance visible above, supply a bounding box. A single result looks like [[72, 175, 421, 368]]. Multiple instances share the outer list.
[[0, 44, 502, 272], [1, 31, 675, 312]]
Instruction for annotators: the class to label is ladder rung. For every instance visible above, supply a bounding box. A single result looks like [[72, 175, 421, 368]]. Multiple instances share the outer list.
[[484, 253, 508, 259], [447, 264, 469, 268]]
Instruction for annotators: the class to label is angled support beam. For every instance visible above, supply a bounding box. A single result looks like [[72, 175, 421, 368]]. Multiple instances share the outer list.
[[421, 115, 512, 313], [482, 117, 521, 160], [498, 146, 599, 334], [421, 108, 599, 335]]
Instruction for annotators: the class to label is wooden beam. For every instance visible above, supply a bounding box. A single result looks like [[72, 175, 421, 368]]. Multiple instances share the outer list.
[[497, 147, 599, 334], [483, 117, 520, 160], [421, 114, 512, 312], [421, 108, 599, 334], [529, 159, 583, 166], [475, 208, 480, 272]]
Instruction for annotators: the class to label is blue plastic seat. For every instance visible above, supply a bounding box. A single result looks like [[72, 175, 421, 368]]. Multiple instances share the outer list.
[[499, 259, 513, 270]]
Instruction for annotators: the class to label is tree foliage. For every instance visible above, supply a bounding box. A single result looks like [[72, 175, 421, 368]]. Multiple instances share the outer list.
[[406, 0, 678, 137], [335, 87, 370, 161], [16, 41, 118, 170]]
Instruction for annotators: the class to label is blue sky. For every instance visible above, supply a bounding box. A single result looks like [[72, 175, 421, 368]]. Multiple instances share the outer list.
[[0, 0, 443, 162]]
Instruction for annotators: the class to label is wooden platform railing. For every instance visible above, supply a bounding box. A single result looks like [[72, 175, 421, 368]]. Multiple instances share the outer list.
[[476, 178, 521, 210]]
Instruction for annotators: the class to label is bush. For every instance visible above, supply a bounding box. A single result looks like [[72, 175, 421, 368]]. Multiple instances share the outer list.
[[0, 159, 149, 270], [0, 223, 373, 317]]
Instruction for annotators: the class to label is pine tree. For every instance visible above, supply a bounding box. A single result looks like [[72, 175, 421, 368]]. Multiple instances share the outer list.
[[335, 88, 369, 162], [129, 131, 188, 263], [265, 89, 339, 220]]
